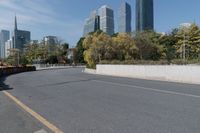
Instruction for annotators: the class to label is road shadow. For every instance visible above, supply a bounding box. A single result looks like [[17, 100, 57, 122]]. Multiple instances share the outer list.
[[0, 76, 13, 91]]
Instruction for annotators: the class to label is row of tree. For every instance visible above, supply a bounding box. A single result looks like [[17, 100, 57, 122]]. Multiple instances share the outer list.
[[75, 23, 200, 68], [5, 43, 69, 65], [5, 23, 200, 67]]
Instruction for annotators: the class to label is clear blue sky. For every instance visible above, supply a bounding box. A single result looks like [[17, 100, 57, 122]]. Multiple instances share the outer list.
[[0, 0, 199, 47]]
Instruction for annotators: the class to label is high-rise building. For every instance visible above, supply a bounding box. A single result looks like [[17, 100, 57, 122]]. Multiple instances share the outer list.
[[43, 36, 59, 53], [83, 11, 100, 36], [136, 0, 154, 32], [119, 2, 132, 33], [0, 30, 10, 58], [43, 36, 59, 45], [30, 40, 39, 45], [99, 5, 114, 35], [13, 16, 31, 51], [5, 39, 13, 58]]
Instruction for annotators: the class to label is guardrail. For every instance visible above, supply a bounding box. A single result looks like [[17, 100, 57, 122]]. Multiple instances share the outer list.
[[0, 66, 36, 76]]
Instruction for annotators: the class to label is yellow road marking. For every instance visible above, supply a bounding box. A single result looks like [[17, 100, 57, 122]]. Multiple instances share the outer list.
[[3, 91, 63, 133]]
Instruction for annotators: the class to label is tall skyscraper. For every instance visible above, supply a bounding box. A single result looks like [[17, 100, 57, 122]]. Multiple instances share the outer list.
[[119, 2, 132, 33], [0, 30, 10, 58], [99, 5, 114, 35], [13, 16, 31, 51], [136, 0, 154, 32], [83, 11, 100, 36]]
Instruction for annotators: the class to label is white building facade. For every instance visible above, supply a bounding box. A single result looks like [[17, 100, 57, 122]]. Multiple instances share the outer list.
[[5, 39, 13, 58]]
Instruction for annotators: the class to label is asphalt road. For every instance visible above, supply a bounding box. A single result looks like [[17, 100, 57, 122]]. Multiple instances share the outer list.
[[1, 68, 200, 133], [0, 92, 50, 133]]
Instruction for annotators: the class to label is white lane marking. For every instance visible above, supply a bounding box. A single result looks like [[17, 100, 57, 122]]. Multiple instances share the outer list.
[[93, 80, 200, 99]]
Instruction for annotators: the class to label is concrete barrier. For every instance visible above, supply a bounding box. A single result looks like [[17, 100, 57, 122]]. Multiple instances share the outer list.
[[35, 64, 85, 70], [0, 66, 36, 77], [84, 68, 96, 74], [96, 65, 200, 85]]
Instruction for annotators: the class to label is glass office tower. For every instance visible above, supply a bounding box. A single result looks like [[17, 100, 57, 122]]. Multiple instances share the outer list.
[[99, 5, 114, 35], [119, 2, 132, 33], [83, 11, 100, 36], [0, 30, 10, 58], [13, 16, 31, 51], [136, 0, 154, 32]]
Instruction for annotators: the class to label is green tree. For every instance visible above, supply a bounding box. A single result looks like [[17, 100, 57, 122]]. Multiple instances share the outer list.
[[159, 29, 178, 62], [135, 31, 164, 60], [45, 55, 58, 64], [61, 43, 69, 55], [23, 41, 70, 64], [24, 43, 40, 63], [5, 49, 20, 65], [175, 23, 200, 59], [75, 37, 86, 63], [112, 33, 138, 60], [83, 32, 112, 68]]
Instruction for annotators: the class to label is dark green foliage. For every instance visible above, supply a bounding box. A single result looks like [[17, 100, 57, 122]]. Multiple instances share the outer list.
[[135, 31, 164, 60], [20, 55, 29, 65], [61, 43, 69, 56], [75, 37, 86, 63], [45, 55, 58, 64], [159, 29, 178, 62]]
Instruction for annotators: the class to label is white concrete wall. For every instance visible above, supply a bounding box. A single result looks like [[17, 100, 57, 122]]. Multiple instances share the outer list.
[[96, 65, 200, 84], [84, 68, 96, 74]]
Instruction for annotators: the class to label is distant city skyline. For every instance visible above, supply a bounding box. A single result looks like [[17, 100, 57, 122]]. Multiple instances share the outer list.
[[0, 0, 200, 46]]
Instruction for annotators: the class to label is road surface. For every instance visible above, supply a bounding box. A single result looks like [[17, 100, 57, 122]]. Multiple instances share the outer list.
[[1, 68, 200, 133]]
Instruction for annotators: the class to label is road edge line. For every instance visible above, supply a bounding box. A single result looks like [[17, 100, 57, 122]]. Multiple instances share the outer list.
[[93, 80, 200, 98], [3, 91, 63, 133]]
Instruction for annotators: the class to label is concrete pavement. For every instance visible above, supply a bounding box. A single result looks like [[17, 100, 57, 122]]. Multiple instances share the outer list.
[[1, 68, 200, 133]]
